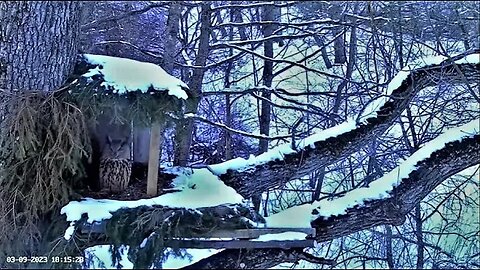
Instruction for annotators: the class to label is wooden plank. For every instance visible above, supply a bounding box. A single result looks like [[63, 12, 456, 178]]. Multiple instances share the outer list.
[[80, 222, 106, 234], [147, 122, 161, 197], [165, 239, 315, 249], [203, 228, 316, 239], [79, 223, 316, 249], [80, 223, 316, 239]]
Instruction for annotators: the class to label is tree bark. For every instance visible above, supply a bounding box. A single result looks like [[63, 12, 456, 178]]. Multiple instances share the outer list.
[[252, 2, 276, 212], [0, 1, 80, 92]]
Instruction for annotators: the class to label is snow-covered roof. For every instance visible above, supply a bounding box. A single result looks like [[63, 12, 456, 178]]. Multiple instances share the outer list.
[[81, 54, 189, 99], [264, 119, 479, 227]]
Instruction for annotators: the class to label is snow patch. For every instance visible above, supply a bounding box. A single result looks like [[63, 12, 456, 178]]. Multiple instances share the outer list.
[[163, 248, 224, 269], [82, 54, 189, 99], [251, 232, 308, 242], [84, 245, 133, 269], [265, 204, 317, 228], [64, 222, 75, 241]]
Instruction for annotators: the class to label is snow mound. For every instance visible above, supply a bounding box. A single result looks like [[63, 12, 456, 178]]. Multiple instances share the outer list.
[[84, 245, 223, 269]]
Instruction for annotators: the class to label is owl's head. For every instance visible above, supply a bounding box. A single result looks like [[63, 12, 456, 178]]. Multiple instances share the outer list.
[[102, 135, 131, 160]]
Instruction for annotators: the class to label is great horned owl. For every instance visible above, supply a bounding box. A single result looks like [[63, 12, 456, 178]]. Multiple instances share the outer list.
[[99, 135, 132, 193]]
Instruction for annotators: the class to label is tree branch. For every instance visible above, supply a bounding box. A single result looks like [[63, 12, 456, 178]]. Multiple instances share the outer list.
[[80, 3, 170, 30], [186, 114, 291, 141], [183, 132, 479, 269], [217, 52, 480, 198], [310, 135, 480, 242]]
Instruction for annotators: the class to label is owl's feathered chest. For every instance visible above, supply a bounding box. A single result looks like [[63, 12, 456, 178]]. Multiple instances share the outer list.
[[99, 158, 132, 193]]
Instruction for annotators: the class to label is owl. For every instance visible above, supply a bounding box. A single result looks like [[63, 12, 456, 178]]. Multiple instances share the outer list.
[[99, 135, 132, 193]]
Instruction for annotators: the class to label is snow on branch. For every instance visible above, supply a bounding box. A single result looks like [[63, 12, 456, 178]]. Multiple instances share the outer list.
[[357, 52, 480, 123], [215, 50, 479, 197], [212, 52, 479, 176], [184, 125, 479, 269], [209, 119, 357, 175], [263, 119, 479, 229]]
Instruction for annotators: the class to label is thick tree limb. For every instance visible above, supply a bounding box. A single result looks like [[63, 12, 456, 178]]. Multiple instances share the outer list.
[[185, 133, 479, 269], [310, 135, 480, 241], [218, 52, 480, 198]]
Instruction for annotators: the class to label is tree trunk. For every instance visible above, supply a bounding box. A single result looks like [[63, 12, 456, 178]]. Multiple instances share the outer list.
[[385, 225, 395, 269], [133, 2, 181, 169], [313, 35, 333, 69], [332, 4, 357, 116], [223, 9, 236, 161], [415, 205, 424, 269], [0, 1, 80, 266], [173, 3, 211, 166], [163, 2, 181, 73], [330, 4, 346, 64], [252, 3, 276, 212], [258, 4, 274, 154], [0, 1, 80, 92]]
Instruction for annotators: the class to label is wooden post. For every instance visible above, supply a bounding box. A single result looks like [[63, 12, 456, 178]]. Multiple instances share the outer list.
[[147, 122, 161, 197]]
